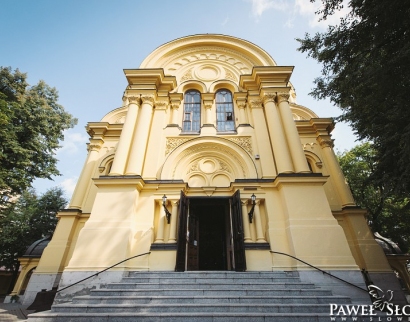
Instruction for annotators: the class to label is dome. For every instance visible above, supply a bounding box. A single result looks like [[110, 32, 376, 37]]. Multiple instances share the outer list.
[[374, 232, 402, 255], [23, 236, 51, 257]]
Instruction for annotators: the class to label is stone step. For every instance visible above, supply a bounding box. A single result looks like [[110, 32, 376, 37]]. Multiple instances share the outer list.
[[51, 303, 331, 314], [127, 271, 296, 278], [72, 295, 351, 305], [121, 276, 300, 283], [106, 282, 317, 290], [28, 312, 336, 322], [90, 288, 333, 297]]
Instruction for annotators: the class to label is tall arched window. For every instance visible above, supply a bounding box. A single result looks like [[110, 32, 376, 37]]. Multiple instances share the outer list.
[[183, 90, 201, 132], [216, 89, 235, 132]]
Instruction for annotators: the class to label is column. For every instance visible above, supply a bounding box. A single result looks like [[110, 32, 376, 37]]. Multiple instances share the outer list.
[[154, 200, 165, 243], [168, 200, 179, 243], [249, 98, 277, 177], [277, 92, 310, 173], [254, 200, 266, 242], [110, 96, 140, 175], [171, 102, 180, 125], [69, 139, 103, 209], [237, 101, 249, 125], [126, 94, 155, 175], [241, 200, 252, 242], [262, 92, 294, 173], [318, 137, 355, 206], [204, 103, 212, 124]]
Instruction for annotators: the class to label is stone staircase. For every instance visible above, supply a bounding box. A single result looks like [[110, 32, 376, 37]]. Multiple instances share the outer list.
[[28, 271, 353, 321]]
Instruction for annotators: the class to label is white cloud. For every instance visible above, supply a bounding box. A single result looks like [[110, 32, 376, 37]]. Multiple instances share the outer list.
[[59, 177, 78, 198], [294, 0, 349, 29], [221, 16, 229, 26], [57, 130, 89, 155], [248, 0, 349, 29], [250, 0, 289, 17]]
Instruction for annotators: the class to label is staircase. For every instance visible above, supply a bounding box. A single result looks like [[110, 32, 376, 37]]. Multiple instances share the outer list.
[[28, 271, 352, 321]]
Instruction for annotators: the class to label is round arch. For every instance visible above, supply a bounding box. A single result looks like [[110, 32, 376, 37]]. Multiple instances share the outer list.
[[159, 137, 258, 185]]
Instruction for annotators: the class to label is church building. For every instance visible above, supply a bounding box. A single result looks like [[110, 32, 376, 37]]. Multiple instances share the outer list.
[[12, 34, 405, 308]]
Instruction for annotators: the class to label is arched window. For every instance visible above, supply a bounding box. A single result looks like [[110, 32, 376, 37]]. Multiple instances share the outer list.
[[216, 89, 235, 132], [183, 90, 201, 132]]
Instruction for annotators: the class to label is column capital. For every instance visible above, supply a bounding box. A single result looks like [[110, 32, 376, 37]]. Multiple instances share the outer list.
[[241, 199, 248, 206], [276, 92, 290, 104], [249, 98, 263, 109], [155, 101, 168, 110], [318, 136, 335, 148], [87, 139, 104, 152], [127, 95, 141, 105], [237, 101, 247, 109], [262, 92, 276, 104], [141, 94, 155, 106], [204, 103, 212, 110]]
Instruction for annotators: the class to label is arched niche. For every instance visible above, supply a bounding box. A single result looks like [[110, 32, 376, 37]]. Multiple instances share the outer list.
[[159, 137, 258, 185], [209, 80, 240, 94], [304, 151, 323, 173], [100, 106, 128, 124]]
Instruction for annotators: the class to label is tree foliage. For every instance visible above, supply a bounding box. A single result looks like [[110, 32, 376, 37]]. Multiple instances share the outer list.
[[297, 0, 410, 194], [0, 67, 77, 200], [0, 187, 68, 272], [338, 143, 410, 253]]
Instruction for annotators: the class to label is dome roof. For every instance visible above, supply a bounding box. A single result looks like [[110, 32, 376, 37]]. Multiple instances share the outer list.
[[374, 232, 402, 255], [23, 236, 51, 257]]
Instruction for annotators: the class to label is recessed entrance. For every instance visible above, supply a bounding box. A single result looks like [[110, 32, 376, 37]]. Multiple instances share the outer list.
[[175, 191, 246, 272]]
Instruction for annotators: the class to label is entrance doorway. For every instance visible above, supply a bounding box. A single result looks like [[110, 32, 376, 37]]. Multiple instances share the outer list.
[[175, 191, 246, 272]]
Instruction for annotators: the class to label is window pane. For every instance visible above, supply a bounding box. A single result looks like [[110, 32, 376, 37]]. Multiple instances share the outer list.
[[183, 90, 201, 132], [216, 89, 234, 132]]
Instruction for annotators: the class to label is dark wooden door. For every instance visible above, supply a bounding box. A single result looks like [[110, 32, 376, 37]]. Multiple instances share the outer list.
[[187, 211, 199, 270], [175, 191, 189, 271], [230, 190, 246, 271]]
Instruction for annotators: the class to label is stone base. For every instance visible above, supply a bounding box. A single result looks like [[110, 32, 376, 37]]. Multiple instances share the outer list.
[[298, 270, 370, 305], [22, 272, 61, 305], [53, 270, 124, 304]]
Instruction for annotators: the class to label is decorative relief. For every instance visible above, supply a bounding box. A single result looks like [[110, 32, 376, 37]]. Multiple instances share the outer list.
[[224, 68, 237, 81], [293, 113, 307, 120], [165, 138, 190, 155], [219, 160, 231, 173], [114, 113, 126, 124], [226, 137, 253, 155], [165, 46, 253, 75], [187, 162, 199, 174], [303, 142, 317, 150], [180, 68, 193, 82], [171, 102, 180, 110]]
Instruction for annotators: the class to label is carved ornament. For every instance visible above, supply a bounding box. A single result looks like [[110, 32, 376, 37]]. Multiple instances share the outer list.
[[127, 96, 141, 105], [226, 137, 253, 155], [319, 138, 334, 148], [180, 68, 193, 82], [155, 101, 168, 110], [277, 92, 290, 104], [249, 99, 263, 109], [165, 138, 190, 155], [141, 95, 155, 106], [263, 93, 276, 104]]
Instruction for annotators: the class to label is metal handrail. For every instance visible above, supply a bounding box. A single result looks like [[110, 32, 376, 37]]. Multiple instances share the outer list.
[[270, 250, 368, 293], [56, 251, 151, 293]]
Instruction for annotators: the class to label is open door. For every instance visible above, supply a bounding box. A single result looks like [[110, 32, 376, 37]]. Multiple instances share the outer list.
[[175, 191, 189, 271], [230, 190, 246, 271]]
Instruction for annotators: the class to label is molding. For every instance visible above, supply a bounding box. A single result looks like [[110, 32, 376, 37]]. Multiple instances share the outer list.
[[245, 243, 271, 250], [150, 243, 177, 250]]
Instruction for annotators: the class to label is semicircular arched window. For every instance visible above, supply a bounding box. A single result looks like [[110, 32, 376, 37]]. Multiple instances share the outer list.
[[183, 90, 201, 133], [216, 89, 235, 132]]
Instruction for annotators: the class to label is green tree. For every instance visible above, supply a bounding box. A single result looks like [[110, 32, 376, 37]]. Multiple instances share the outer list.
[[0, 66, 77, 201], [0, 187, 68, 273], [338, 142, 410, 253], [297, 0, 410, 195]]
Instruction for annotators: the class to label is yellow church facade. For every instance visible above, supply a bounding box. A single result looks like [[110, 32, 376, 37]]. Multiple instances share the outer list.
[[14, 34, 402, 305]]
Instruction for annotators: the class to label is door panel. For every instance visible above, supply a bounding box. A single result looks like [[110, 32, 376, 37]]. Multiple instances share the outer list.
[[230, 190, 246, 271], [175, 191, 189, 272], [187, 211, 199, 270]]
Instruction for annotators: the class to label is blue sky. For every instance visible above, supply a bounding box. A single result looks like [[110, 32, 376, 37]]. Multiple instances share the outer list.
[[1, 0, 357, 199]]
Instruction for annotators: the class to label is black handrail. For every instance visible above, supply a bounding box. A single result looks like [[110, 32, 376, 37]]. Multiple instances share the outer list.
[[270, 250, 368, 293], [57, 251, 151, 293]]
